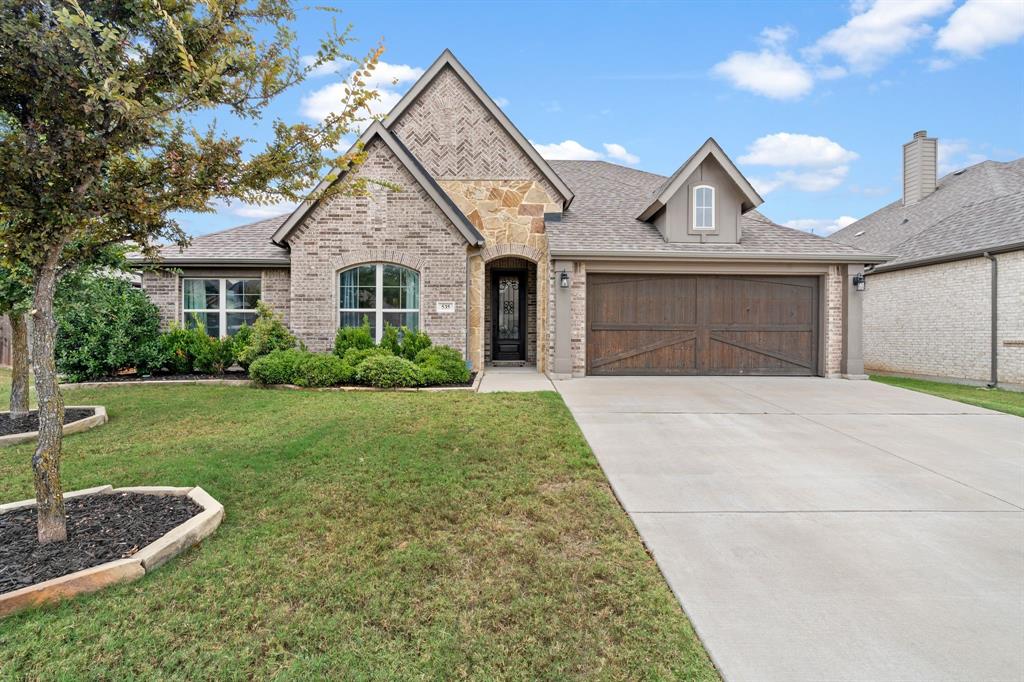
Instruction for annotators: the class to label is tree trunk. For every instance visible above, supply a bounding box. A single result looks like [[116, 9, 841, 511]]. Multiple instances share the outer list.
[[9, 312, 30, 417], [30, 252, 66, 543]]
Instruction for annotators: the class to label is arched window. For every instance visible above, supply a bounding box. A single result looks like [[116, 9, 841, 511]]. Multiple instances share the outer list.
[[693, 185, 715, 230], [339, 264, 420, 341]]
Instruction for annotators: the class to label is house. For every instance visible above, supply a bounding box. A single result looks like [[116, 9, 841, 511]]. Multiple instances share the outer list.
[[830, 131, 1024, 390], [133, 49, 884, 378]]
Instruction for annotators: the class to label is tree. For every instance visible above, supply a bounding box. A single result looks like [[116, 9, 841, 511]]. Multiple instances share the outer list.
[[0, 264, 31, 417], [0, 1, 383, 542]]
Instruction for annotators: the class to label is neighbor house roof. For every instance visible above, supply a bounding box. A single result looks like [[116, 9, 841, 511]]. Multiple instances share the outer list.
[[830, 158, 1024, 272], [636, 138, 763, 222], [383, 49, 574, 208], [271, 121, 485, 247], [133, 214, 291, 266], [548, 160, 884, 263]]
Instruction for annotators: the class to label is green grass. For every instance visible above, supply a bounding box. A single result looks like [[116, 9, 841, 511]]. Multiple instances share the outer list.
[[871, 374, 1024, 417], [0, 370, 717, 680]]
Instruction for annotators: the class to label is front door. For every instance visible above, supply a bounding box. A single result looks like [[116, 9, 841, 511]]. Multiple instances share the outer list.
[[492, 271, 527, 361]]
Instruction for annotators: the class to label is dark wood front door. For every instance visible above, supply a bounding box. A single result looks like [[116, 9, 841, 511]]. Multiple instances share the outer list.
[[587, 274, 819, 376], [492, 271, 527, 361]]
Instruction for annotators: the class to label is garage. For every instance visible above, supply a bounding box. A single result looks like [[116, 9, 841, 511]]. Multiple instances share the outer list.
[[586, 274, 819, 376]]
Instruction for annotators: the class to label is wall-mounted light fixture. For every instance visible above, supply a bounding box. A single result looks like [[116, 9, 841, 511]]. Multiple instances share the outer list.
[[853, 272, 866, 292], [559, 270, 571, 289]]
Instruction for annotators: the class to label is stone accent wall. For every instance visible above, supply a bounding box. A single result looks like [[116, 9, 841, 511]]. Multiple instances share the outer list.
[[141, 269, 179, 330], [285, 137, 469, 353], [390, 65, 567, 206], [569, 262, 587, 376], [863, 251, 1023, 387], [440, 180, 557, 372], [825, 265, 843, 377]]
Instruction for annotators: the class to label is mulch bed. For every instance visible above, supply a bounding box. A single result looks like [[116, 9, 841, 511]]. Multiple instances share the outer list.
[[0, 408, 96, 437], [70, 371, 250, 384], [0, 493, 202, 595]]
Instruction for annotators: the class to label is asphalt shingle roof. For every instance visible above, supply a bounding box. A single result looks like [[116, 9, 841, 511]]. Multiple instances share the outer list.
[[830, 158, 1024, 271], [143, 214, 290, 264], [547, 160, 878, 260]]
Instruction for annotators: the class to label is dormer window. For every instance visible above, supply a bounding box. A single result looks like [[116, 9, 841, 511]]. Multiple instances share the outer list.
[[693, 185, 715, 230]]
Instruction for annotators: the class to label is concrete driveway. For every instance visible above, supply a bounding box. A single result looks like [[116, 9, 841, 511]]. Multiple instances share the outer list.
[[557, 377, 1024, 682]]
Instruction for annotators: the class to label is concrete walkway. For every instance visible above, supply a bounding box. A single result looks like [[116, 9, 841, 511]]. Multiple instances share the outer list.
[[556, 376, 1024, 682], [477, 366, 554, 392]]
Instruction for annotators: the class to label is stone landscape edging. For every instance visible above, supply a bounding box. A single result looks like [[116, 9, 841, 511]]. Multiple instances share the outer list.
[[0, 485, 224, 619], [60, 373, 483, 392], [59, 378, 252, 389], [0, 406, 108, 448]]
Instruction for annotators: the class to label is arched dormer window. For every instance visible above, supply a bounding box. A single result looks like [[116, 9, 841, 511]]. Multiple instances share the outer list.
[[339, 264, 420, 342], [693, 185, 715, 230]]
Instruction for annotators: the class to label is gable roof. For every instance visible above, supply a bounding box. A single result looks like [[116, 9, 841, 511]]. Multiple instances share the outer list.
[[132, 214, 291, 265], [271, 121, 484, 247], [383, 49, 574, 208], [636, 138, 763, 222], [830, 158, 1024, 271], [549, 160, 885, 263]]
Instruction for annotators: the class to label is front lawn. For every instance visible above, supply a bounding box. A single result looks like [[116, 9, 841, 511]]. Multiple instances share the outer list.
[[0, 373, 717, 680], [871, 374, 1024, 417]]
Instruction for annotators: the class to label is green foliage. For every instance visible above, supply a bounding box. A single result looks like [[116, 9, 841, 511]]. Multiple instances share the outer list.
[[54, 275, 164, 382], [156, 322, 235, 375], [0, 263, 32, 316], [249, 349, 307, 386], [293, 353, 353, 388], [378, 323, 401, 355], [356, 354, 422, 389], [416, 346, 471, 386], [158, 324, 195, 375], [341, 346, 392, 368], [190, 335, 237, 375], [231, 324, 254, 367], [235, 302, 297, 369], [398, 327, 432, 361], [333, 317, 375, 356]]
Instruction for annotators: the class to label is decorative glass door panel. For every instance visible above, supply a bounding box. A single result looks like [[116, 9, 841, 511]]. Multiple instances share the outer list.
[[492, 272, 526, 361]]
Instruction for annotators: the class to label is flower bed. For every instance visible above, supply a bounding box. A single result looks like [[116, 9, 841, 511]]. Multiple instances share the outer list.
[[0, 407, 108, 447], [0, 485, 224, 618]]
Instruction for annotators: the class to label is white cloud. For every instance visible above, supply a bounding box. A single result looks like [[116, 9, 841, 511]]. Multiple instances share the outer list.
[[300, 61, 424, 125], [937, 138, 989, 174], [230, 201, 299, 219], [927, 57, 956, 70], [494, 96, 510, 107], [807, 0, 954, 73], [602, 143, 640, 165], [935, 0, 1024, 57], [783, 215, 859, 235], [752, 166, 851, 194], [531, 140, 640, 164], [760, 25, 797, 48], [739, 133, 859, 167], [711, 49, 813, 100], [531, 140, 604, 161]]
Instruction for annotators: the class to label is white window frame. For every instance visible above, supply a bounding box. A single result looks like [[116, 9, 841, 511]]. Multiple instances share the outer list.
[[181, 277, 261, 338], [338, 264, 420, 343], [692, 185, 716, 230]]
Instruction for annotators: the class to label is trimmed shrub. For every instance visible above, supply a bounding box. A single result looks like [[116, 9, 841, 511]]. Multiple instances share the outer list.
[[158, 323, 196, 375], [236, 302, 297, 368], [333, 316, 375, 355], [294, 353, 352, 388], [249, 348, 306, 386], [191, 335, 236, 375], [378, 323, 401, 355], [341, 346, 391, 368], [231, 324, 254, 368], [398, 327, 432, 361], [415, 346, 470, 386], [356, 354, 422, 388], [55, 275, 164, 382]]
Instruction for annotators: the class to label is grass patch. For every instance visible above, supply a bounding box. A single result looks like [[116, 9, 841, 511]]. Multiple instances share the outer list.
[[0, 371, 716, 680], [871, 374, 1024, 417]]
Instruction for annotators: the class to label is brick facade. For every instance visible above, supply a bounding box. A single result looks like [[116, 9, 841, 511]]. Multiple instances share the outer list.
[[141, 267, 289, 332], [863, 251, 1023, 387], [825, 265, 844, 377], [285, 137, 469, 353]]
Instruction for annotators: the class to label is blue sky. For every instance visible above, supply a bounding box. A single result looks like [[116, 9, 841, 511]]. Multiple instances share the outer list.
[[179, 0, 1024, 238]]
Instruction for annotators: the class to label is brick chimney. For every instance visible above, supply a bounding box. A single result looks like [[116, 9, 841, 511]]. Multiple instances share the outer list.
[[903, 130, 937, 206]]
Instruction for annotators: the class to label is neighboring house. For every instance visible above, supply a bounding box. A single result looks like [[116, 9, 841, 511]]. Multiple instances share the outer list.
[[831, 131, 1024, 390], [132, 50, 883, 378]]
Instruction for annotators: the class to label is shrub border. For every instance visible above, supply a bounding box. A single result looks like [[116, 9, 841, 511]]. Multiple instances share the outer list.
[[0, 406, 108, 448], [0, 484, 224, 619], [60, 372, 484, 392]]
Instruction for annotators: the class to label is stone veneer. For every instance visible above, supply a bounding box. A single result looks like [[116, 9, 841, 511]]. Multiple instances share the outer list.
[[825, 265, 844, 377], [439, 180, 560, 372], [284, 138, 470, 353]]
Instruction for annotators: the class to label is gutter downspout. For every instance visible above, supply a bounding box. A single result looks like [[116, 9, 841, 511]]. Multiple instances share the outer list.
[[983, 252, 998, 388]]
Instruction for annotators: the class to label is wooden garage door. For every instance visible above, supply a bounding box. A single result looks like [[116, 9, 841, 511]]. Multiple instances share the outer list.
[[587, 274, 819, 376]]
